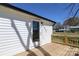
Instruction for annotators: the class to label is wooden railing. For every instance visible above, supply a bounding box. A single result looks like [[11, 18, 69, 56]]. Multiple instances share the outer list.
[[52, 32, 79, 47]]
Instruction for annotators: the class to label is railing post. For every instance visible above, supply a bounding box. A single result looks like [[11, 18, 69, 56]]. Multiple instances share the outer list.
[[64, 36, 68, 45], [64, 32, 68, 45]]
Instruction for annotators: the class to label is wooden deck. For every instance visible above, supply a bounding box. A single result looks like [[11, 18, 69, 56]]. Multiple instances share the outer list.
[[16, 43, 79, 56]]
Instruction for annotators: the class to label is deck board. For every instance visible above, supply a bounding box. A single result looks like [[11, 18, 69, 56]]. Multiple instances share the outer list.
[[16, 43, 79, 56]]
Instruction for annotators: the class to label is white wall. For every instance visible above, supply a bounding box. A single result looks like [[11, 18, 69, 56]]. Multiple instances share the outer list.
[[0, 17, 31, 55], [40, 24, 52, 45], [0, 17, 52, 56]]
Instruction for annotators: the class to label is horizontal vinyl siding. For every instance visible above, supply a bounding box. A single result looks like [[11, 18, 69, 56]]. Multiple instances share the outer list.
[[40, 25, 52, 45], [0, 17, 52, 55], [0, 17, 32, 56]]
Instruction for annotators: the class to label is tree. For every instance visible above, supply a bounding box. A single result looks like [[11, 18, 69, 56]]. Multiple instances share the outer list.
[[54, 22, 64, 30], [66, 4, 79, 18], [63, 17, 79, 26]]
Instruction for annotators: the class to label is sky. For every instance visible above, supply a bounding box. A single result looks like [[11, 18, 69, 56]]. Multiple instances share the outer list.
[[11, 3, 79, 24]]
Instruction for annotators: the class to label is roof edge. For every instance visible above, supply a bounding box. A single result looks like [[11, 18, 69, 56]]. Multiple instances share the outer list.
[[0, 3, 56, 24]]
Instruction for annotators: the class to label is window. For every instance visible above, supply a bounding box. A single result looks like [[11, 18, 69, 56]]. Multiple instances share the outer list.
[[32, 21, 39, 42]]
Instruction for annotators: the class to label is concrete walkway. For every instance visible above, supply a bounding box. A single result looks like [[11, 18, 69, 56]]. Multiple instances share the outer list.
[[16, 43, 79, 56]]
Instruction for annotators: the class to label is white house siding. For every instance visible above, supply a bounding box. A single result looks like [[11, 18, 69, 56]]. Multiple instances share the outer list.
[[0, 17, 53, 56], [40, 25, 52, 45], [0, 5, 53, 56], [0, 17, 32, 55]]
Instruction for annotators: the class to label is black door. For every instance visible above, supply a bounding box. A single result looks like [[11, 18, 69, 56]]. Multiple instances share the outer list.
[[32, 21, 39, 42]]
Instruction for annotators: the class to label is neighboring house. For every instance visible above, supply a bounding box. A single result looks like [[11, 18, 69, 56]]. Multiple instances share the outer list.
[[69, 26, 79, 32], [57, 26, 79, 32], [58, 28, 70, 32], [0, 4, 56, 55]]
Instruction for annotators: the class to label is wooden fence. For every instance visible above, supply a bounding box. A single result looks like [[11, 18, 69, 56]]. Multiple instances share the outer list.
[[52, 32, 79, 47]]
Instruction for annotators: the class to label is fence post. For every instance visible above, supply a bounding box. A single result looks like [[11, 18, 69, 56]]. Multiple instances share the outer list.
[[64, 32, 68, 45]]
